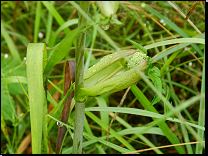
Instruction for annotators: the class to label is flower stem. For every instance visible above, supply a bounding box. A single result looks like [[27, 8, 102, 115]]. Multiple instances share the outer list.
[[72, 1, 90, 154]]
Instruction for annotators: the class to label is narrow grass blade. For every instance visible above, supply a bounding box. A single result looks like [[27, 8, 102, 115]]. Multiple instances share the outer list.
[[83, 132, 132, 153], [44, 26, 83, 75], [1, 116, 12, 148], [45, 1, 55, 45], [34, 1, 41, 43], [95, 97, 109, 136], [85, 107, 204, 130], [42, 1, 70, 34], [49, 19, 78, 47], [144, 5, 203, 56], [85, 111, 136, 151], [130, 85, 186, 154], [1, 76, 27, 85], [1, 22, 21, 62], [195, 52, 205, 154], [144, 38, 204, 50], [127, 38, 147, 54], [47, 84, 74, 132]]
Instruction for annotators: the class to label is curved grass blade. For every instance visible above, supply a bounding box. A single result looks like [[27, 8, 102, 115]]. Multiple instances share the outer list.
[[127, 38, 147, 54], [42, 1, 70, 34], [44, 26, 84, 76], [49, 19, 78, 47], [130, 85, 186, 153], [144, 5, 203, 56]]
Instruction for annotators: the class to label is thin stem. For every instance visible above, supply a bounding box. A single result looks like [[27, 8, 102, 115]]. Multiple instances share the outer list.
[[72, 1, 90, 154]]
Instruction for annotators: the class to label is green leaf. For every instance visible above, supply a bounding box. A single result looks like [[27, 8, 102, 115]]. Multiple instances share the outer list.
[[1, 54, 28, 124], [148, 66, 162, 92], [95, 97, 109, 136], [85, 111, 136, 151], [1, 55, 28, 95], [1, 22, 21, 62], [151, 95, 161, 106], [130, 85, 186, 153], [147, 66, 163, 106], [47, 84, 74, 132], [49, 19, 78, 47], [144, 5, 204, 56], [44, 27, 83, 75], [127, 38, 147, 54], [1, 85, 15, 123], [85, 107, 204, 130], [1, 76, 27, 85], [26, 43, 46, 153], [42, 1, 70, 34], [34, 1, 41, 43]]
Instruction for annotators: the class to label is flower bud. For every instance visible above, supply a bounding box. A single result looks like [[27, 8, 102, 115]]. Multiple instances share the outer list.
[[96, 1, 120, 17], [76, 50, 149, 101]]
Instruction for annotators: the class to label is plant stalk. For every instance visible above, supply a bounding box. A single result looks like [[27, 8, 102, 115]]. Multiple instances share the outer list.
[[72, 1, 90, 154]]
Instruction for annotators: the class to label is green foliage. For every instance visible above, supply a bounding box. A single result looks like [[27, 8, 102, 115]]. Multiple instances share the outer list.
[[1, 1, 205, 154], [1, 55, 28, 123], [127, 38, 147, 54], [44, 26, 83, 75]]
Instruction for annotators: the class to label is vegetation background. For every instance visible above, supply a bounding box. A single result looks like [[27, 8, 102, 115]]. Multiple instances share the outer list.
[[1, 1, 205, 154]]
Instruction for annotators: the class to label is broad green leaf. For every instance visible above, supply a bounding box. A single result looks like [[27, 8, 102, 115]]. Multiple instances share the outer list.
[[1, 85, 15, 123], [27, 43, 46, 153]]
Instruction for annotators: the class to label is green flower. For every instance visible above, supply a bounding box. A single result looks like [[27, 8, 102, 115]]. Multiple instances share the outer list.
[[127, 52, 148, 69], [75, 50, 149, 101]]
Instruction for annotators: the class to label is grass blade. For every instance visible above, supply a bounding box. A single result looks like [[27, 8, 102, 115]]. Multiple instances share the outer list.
[[33, 1, 41, 43], [144, 5, 203, 56], [42, 1, 70, 34], [44, 26, 83, 75], [130, 85, 186, 154], [1, 22, 21, 62], [195, 52, 205, 154]]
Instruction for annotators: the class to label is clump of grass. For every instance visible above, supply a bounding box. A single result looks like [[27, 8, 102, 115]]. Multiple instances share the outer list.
[[1, 1, 205, 154]]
